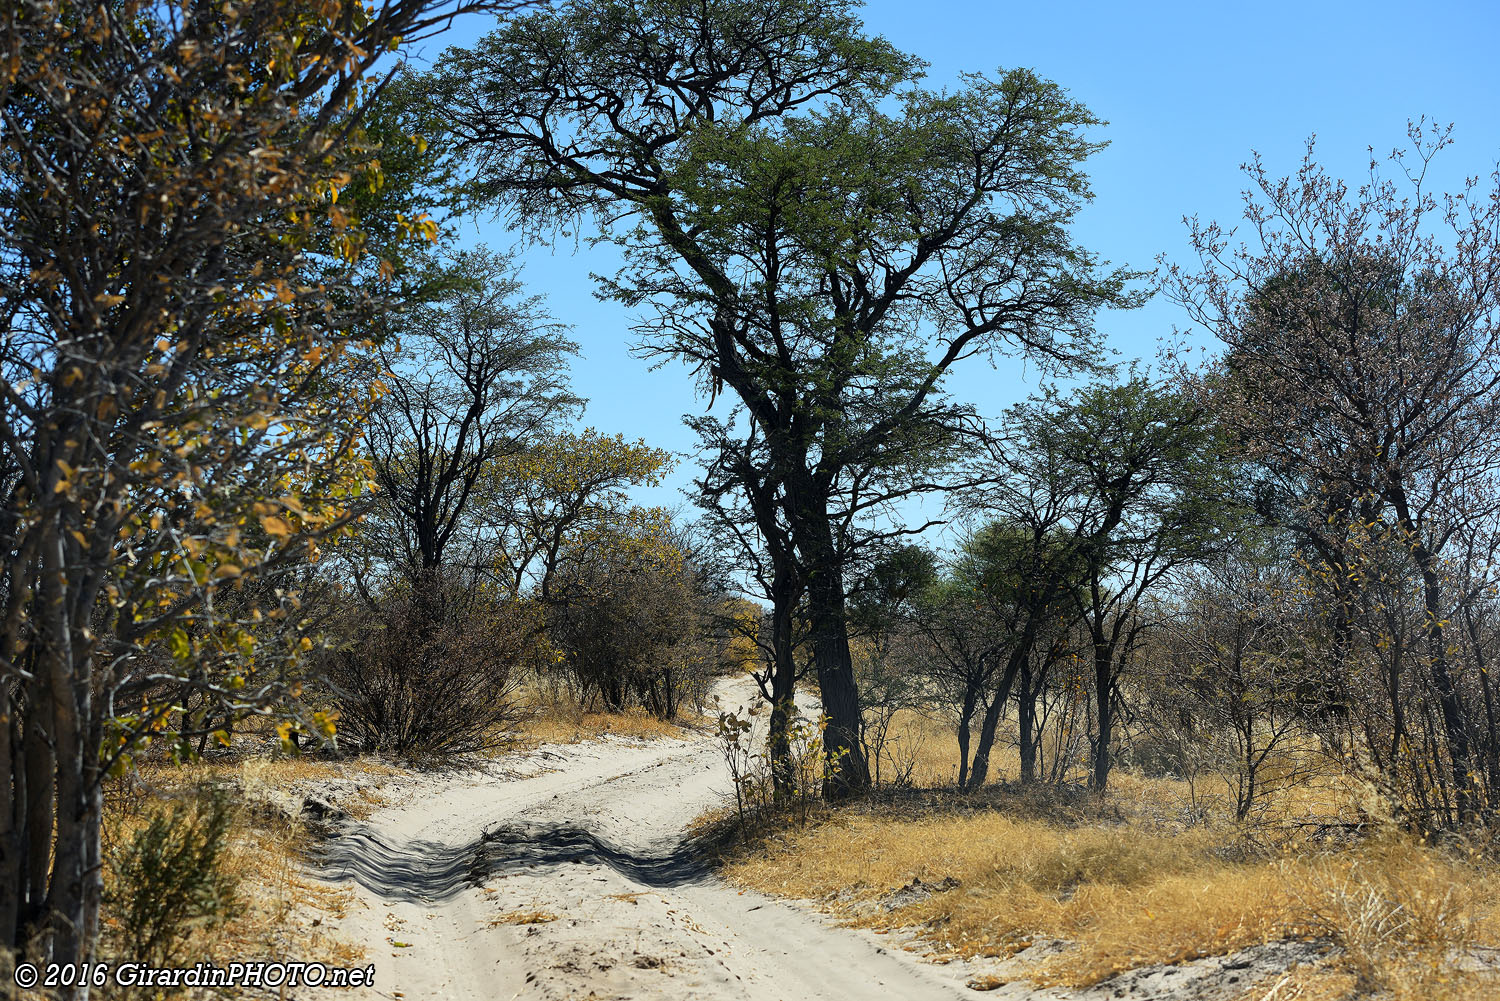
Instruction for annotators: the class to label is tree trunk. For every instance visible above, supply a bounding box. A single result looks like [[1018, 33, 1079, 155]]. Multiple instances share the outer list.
[[1091, 644, 1114, 792], [766, 560, 798, 799], [965, 691, 1005, 791], [955, 683, 978, 789], [805, 567, 868, 798], [786, 475, 868, 798], [39, 578, 99, 978], [1, 683, 19, 951], [1416, 562, 1476, 822], [1018, 657, 1037, 784], [23, 689, 53, 940], [1459, 602, 1500, 808], [966, 647, 1026, 791], [1389, 489, 1477, 823]]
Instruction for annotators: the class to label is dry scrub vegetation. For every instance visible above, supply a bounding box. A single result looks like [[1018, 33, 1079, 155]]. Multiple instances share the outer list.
[[719, 714, 1500, 1000], [514, 707, 689, 745], [511, 681, 704, 746], [84, 754, 389, 999]]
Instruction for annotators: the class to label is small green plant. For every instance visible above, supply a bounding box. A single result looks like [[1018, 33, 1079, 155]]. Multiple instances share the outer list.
[[788, 711, 831, 824], [715, 702, 766, 826], [715, 700, 840, 828], [103, 784, 240, 979]]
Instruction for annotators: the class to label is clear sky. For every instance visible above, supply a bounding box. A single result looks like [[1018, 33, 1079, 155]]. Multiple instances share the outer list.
[[415, 0, 1500, 516]]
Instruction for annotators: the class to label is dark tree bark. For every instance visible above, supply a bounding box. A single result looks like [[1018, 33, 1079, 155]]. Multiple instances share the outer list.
[[429, 1, 1135, 800]]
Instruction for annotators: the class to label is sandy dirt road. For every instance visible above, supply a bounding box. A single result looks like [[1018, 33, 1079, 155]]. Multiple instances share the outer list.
[[306, 679, 975, 1001]]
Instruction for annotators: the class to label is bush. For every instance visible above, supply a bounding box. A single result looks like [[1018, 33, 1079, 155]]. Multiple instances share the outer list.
[[714, 702, 832, 828], [546, 529, 716, 720], [102, 785, 240, 977], [322, 578, 529, 754]]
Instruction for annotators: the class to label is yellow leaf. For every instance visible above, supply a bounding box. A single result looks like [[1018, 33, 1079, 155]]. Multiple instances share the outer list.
[[260, 515, 293, 539]]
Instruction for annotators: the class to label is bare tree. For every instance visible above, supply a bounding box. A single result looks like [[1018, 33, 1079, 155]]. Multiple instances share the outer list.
[[1155, 545, 1321, 821], [362, 248, 579, 586], [1166, 123, 1500, 824]]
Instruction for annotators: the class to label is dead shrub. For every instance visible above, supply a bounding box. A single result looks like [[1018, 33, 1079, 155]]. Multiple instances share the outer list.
[[321, 578, 529, 755]]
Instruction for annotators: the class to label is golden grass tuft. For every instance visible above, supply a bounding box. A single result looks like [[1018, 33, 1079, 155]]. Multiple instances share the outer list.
[[489, 910, 558, 926], [872, 709, 966, 787]]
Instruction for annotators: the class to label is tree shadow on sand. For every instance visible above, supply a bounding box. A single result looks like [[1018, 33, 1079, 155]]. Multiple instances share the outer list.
[[310, 821, 711, 903]]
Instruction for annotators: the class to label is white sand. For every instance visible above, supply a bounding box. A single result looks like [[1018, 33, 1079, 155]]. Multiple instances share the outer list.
[[303, 677, 972, 1000]]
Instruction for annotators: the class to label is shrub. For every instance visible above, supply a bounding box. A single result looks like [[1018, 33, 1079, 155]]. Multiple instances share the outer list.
[[714, 702, 833, 828], [546, 526, 716, 720], [321, 577, 529, 755], [102, 785, 240, 976]]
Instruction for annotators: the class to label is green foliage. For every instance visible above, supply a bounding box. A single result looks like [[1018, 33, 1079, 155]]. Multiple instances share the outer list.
[[426, 0, 1145, 797], [103, 786, 240, 976], [545, 510, 715, 719], [430, 0, 919, 229], [337, 71, 461, 286], [714, 702, 834, 828], [848, 544, 938, 634], [1007, 373, 1238, 568], [478, 430, 675, 600]]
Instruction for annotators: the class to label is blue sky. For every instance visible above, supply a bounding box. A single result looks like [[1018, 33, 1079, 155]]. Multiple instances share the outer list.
[[416, 0, 1500, 516]]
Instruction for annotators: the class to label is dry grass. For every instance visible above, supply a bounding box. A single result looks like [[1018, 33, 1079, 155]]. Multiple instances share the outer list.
[[515, 704, 688, 744], [720, 712, 1500, 999], [874, 710, 1098, 791], [488, 910, 558, 926], [874, 709, 966, 787], [726, 803, 1500, 995], [99, 754, 395, 975], [1235, 954, 1500, 1001], [509, 678, 707, 746]]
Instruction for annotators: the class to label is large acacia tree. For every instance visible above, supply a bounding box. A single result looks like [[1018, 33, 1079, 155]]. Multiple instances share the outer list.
[[427, 0, 1136, 793]]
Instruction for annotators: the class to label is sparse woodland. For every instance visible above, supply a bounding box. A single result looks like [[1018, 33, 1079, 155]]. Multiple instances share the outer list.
[[3, 1, 1500, 999]]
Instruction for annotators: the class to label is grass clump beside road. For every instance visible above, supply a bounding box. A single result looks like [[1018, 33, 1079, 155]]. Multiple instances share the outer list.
[[719, 768, 1500, 1000], [504, 677, 713, 747], [514, 704, 690, 745]]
